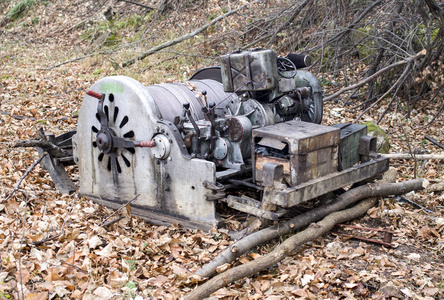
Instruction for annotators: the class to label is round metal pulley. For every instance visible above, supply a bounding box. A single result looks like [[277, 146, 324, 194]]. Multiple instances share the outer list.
[[150, 134, 171, 159]]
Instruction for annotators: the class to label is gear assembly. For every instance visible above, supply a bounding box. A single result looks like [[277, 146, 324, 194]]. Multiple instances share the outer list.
[[38, 49, 389, 230]]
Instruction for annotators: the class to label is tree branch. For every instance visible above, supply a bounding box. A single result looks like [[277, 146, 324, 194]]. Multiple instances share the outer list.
[[121, 0, 262, 67], [3, 153, 48, 203], [382, 153, 444, 160], [117, 0, 153, 10], [323, 49, 426, 102], [14, 139, 69, 158], [187, 177, 425, 299]]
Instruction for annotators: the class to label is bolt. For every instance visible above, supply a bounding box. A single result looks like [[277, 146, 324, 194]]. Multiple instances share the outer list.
[[169, 139, 173, 143]]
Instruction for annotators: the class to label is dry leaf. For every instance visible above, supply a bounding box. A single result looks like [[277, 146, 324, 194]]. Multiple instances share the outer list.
[[93, 286, 114, 300], [216, 263, 231, 273], [25, 292, 49, 300]]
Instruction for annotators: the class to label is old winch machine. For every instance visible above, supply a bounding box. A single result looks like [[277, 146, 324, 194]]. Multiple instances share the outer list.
[[39, 49, 389, 230]]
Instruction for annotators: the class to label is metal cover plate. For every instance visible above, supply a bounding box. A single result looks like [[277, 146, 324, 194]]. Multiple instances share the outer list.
[[253, 120, 340, 154]]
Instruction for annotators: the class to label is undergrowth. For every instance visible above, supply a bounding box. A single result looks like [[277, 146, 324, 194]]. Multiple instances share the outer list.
[[5, 0, 37, 22]]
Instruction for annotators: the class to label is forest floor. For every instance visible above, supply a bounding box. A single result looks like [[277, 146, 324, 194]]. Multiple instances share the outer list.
[[0, 1, 443, 299]]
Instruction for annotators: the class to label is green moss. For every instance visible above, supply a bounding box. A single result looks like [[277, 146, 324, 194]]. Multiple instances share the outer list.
[[6, 0, 37, 22], [92, 68, 103, 75], [0, 75, 12, 80], [365, 121, 390, 154]]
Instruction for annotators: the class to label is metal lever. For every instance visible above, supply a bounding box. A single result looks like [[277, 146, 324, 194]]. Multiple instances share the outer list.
[[87, 90, 102, 99], [183, 102, 201, 158]]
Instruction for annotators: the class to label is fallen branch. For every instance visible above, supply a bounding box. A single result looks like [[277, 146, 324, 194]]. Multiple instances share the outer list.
[[195, 178, 424, 278], [186, 175, 425, 299], [14, 139, 69, 158], [185, 198, 377, 299], [3, 152, 48, 203], [121, 0, 262, 67], [99, 194, 139, 226], [425, 135, 444, 150], [382, 153, 444, 160], [101, 215, 125, 228], [323, 49, 426, 102], [117, 0, 153, 10]]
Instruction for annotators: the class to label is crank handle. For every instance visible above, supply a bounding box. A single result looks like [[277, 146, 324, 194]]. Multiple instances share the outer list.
[[87, 90, 103, 100], [135, 141, 156, 148], [111, 136, 157, 149]]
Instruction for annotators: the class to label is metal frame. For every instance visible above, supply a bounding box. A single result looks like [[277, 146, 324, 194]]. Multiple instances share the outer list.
[[269, 155, 389, 207]]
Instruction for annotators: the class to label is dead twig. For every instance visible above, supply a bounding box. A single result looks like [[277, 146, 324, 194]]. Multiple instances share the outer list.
[[4, 152, 48, 203], [323, 49, 426, 102], [356, 63, 411, 123], [425, 135, 444, 150], [117, 0, 153, 10], [423, 102, 444, 129], [101, 215, 125, 227], [99, 194, 140, 226], [382, 153, 444, 160]]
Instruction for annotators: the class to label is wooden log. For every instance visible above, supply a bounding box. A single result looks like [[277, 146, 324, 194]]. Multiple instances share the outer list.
[[185, 198, 379, 300], [186, 176, 425, 299], [382, 153, 444, 160], [195, 178, 424, 278]]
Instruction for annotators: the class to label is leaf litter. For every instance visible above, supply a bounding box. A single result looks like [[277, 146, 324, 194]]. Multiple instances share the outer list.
[[0, 0, 443, 299]]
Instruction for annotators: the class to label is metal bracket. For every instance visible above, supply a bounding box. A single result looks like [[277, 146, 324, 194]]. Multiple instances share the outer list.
[[262, 162, 284, 187], [332, 224, 394, 247], [224, 195, 287, 221], [359, 135, 377, 163]]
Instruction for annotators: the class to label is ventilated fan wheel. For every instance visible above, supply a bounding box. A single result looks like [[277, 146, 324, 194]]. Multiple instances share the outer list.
[[91, 93, 136, 174]]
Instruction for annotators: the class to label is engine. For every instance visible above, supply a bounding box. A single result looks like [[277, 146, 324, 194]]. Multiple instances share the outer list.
[[70, 49, 387, 229]]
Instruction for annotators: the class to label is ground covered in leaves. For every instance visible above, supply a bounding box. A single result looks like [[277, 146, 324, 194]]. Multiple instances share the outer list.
[[0, 1, 443, 299]]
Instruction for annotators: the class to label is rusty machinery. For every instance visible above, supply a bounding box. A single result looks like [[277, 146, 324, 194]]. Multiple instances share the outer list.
[[39, 49, 389, 230]]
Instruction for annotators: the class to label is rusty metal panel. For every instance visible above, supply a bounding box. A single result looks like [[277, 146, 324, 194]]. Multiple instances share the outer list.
[[257, 136, 287, 150], [333, 123, 368, 170], [289, 145, 338, 185], [271, 155, 390, 207], [253, 120, 340, 186], [253, 120, 340, 154], [220, 49, 278, 92]]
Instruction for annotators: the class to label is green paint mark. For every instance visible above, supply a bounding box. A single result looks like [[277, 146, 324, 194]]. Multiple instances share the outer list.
[[100, 81, 124, 94]]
